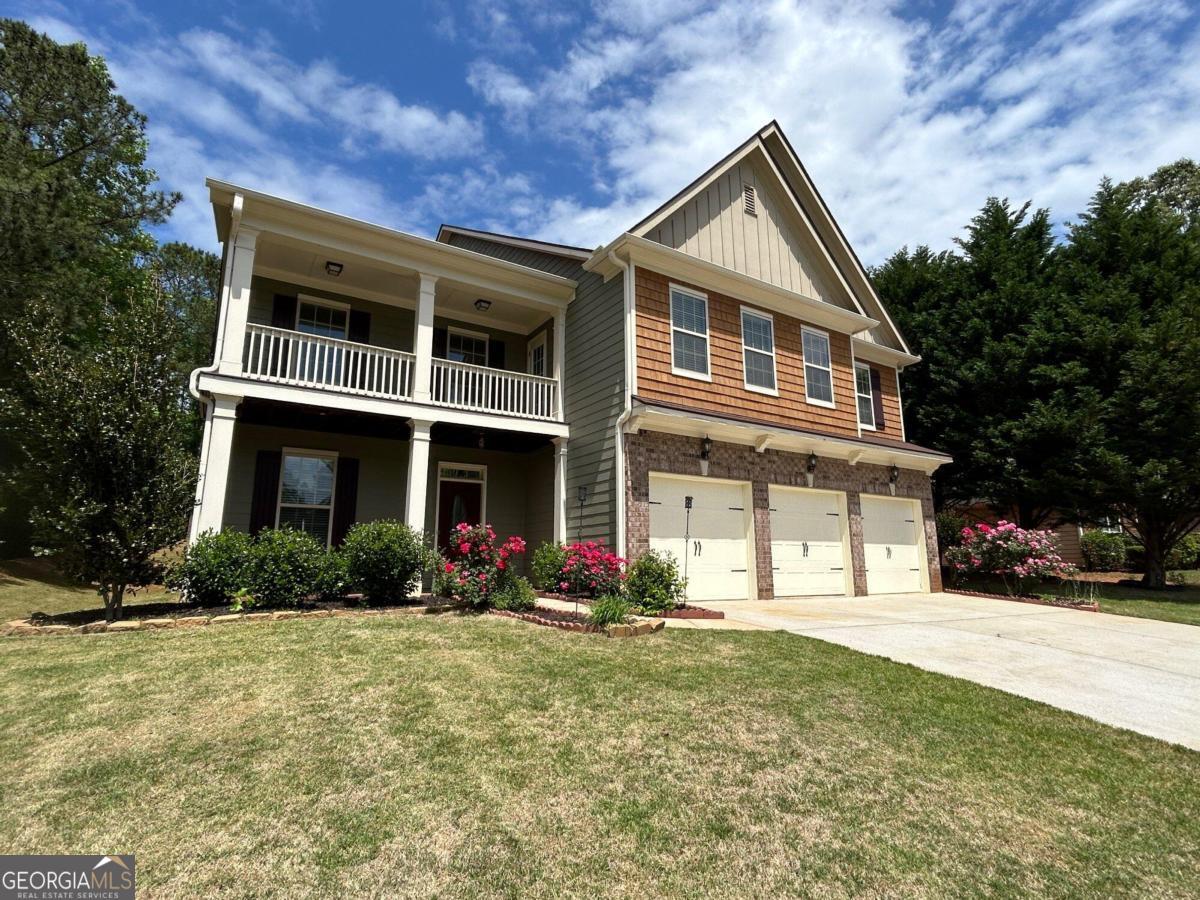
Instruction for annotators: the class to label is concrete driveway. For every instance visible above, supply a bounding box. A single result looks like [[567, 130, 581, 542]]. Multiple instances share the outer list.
[[697, 592, 1200, 751]]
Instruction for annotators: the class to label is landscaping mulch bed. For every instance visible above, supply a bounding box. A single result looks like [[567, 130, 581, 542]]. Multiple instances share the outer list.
[[946, 588, 1099, 612]]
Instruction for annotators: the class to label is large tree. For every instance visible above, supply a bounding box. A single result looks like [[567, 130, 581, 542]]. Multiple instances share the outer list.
[[0, 289, 198, 620], [1052, 177, 1200, 587], [0, 18, 179, 333]]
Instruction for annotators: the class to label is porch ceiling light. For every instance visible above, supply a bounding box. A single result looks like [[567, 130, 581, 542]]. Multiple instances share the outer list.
[[325, 260, 343, 276], [474, 298, 492, 311]]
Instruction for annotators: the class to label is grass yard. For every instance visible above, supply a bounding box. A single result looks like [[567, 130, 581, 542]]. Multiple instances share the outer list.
[[0, 558, 180, 623], [2, 615, 1198, 898], [957, 571, 1200, 627]]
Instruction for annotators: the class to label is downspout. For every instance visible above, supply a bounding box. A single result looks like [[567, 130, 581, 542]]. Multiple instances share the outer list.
[[608, 249, 636, 557], [187, 194, 243, 543]]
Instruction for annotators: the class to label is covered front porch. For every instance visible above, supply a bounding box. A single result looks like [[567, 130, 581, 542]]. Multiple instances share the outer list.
[[193, 400, 565, 567]]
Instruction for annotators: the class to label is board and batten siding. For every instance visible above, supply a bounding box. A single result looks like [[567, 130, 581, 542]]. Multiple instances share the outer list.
[[642, 155, 847, 309], [635, 267, 904, 442], [445, 235, 626, 546]]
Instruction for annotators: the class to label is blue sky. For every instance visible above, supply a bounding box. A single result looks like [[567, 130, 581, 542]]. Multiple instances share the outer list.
[[10, 0, 1200, 263]]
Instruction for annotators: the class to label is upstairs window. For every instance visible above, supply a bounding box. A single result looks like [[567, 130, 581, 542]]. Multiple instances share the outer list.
[[296, 299, 348, 340], [855, 363, 875, 429], [670, 285, 711, 379], [277, 450, 337, 546], [802, 327, 835, 407], [740, 307, 777, 393], [447, 327, 489, 366]]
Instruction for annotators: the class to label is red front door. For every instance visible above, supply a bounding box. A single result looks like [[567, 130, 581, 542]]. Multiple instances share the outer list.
[[437, 480, 483, 554]]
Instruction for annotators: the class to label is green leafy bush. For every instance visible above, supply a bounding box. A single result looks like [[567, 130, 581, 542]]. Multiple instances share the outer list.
[[531, 541, 567, 591], [316, 549, 349, 602], [936, 512, 969, 553], [588, 593, 631, 627], [1167, 534, 1200, 571], [242, 528, 327, 608], [166, 529, 252, 605], [492, 576, 537, 612], [625, 549, 685, 614], [340, 520, 427, 604], [1080, 530, 1127, 571]]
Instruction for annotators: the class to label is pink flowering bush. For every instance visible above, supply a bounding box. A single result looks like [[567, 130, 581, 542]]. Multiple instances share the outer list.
[[557, 540, 626, 598], [945, 520, 1076, 595], [438, 522, 527, 608]]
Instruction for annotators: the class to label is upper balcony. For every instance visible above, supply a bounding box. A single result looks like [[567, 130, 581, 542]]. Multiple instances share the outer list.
[[198, 180, 575, 433]]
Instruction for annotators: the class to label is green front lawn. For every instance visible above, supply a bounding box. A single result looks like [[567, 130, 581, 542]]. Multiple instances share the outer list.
[[2, 615, 1197, 897], [0, 558, 180, 623]]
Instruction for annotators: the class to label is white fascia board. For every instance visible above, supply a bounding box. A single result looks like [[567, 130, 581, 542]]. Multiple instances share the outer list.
[[594, 234, 879, 335], [207, 179, 576, 305], [850, 337, 922, 369], [630, 402, 949, 474], [196, 372, 570, 438]]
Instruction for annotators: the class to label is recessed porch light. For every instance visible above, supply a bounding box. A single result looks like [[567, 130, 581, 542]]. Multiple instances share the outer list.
[[325, 261, 344, 276], [473, 298, 492, 311]]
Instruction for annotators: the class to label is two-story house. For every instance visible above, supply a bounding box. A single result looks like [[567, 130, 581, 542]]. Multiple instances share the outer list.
[[189, 121, 950, 601]]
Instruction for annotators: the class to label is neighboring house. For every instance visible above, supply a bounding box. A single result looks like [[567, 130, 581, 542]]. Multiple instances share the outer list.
[[189, 121, 951, 600]]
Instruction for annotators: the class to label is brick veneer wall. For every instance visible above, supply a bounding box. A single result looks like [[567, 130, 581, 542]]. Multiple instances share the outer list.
[[624, 430, 942, 598]]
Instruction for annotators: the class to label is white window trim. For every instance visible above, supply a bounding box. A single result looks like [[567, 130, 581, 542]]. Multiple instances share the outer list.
[[740, 305, 778, 396], [275, 447, 339, 547], [447, 325, 490, 367], [668, 283, 712, 382], [295, 295, 351, 335], [801, 325, 836, 409], [854, 362, 876, 431], [527, 330, 548, 376], [434, 462, 488, 545]]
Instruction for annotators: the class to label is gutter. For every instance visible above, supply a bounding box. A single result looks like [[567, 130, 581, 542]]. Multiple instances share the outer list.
[[608, 249, 636, 556]]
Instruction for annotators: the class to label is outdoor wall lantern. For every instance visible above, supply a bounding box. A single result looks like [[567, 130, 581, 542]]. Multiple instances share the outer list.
[[324, 260, 343, 277], [699, 436, 713, 476], [806, 452, 818, 487], [889, 464, 901, 496], [474, 298, 492, 312]]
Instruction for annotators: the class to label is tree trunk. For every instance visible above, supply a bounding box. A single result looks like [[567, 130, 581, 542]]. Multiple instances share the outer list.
[[102, 582, 126, 622], [1140, 530, 1168, 589]]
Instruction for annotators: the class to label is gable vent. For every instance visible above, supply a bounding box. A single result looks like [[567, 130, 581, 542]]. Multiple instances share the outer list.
[[743, 183, 757, 216]]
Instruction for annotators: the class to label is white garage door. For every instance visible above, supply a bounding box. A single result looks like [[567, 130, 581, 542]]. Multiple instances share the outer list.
[[649, 475, 753, 602], [769, 486, 849, 597], [861, 495, 925, 594]]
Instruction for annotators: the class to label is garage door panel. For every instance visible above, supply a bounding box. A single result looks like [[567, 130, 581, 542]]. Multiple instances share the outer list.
[[648, 475, 753, 602], [769, 486, 849, 598], [861, 495, 924, 595]]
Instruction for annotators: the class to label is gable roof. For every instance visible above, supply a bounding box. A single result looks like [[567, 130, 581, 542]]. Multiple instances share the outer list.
[[622, 121, 912, 354], [436, 224, 591, 261]]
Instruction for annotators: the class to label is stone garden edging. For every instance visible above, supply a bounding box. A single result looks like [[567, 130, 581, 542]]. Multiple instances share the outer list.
[[945, 588, 1099, 613], [490, 607, 665, 638]]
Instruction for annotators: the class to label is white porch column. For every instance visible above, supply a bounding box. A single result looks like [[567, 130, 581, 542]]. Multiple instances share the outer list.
[[190, 394, 241, 540], [553, 308, 566, 419], [217, 228, 259, 376], [552, 436, 568, 543], [411, 274, 437, 404], [405, 418, 434, 534]]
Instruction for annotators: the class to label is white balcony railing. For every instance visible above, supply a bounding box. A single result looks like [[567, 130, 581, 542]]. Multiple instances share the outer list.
[[241, 325, 561, 421], [432, 358, 559, 420], [243, 324, 415, 401]]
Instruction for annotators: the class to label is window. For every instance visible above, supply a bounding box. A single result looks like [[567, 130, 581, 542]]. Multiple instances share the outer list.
[[277, 450, 337, 545], [296, 299, 348, 339], [527, 332, 547, 376], [670, 286, 710, 379], [802, 327, 835, 407], [740, 307, 777, 393], [447, 327, 488, 366], [855, 363, 875, 429], [1098, 515, 1123, 534]]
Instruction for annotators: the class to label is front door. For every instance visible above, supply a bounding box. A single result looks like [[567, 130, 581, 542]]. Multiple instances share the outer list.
[[437, 479, 483, 554]]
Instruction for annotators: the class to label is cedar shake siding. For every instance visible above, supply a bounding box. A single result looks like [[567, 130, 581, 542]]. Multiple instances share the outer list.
[[443, 233, 626, 546], [635, 266, 904, 441]]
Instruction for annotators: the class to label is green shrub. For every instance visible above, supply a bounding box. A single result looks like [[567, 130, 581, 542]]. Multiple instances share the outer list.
[[166, 529, 252, 605], [626, 549, 685, 614], [316, 550, 349, 602], [242, 528, 327, 608], [936, 512, 969, 553], [1167, 534, 1200, 570], [492, 576, 537, 612], [531, 541, 567, 591], [1080, 530, 1127, 571], [341, 520, 427, 604], [588, 593, 631, 627]]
